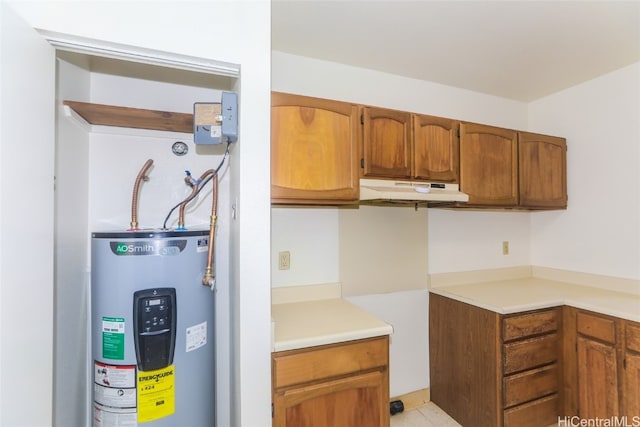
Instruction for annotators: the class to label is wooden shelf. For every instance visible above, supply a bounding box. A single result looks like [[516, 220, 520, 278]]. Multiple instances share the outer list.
[[63, 100, 193, 133]]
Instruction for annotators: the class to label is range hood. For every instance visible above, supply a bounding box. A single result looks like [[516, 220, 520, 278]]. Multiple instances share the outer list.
[[359, 178, 469, 204]]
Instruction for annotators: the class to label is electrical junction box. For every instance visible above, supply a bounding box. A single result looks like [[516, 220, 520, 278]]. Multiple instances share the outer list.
[[194, 91, 238, 145]]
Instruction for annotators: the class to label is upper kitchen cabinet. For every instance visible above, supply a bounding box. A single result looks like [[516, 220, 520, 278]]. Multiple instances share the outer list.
[[271, 92, 359, 205], [361, 108, 460, 183], [459, 122, 519, 206], [413, 114, 460, 182], [519, 132, 567, 209], [361, 107, 412, 179], [459, 123, 567, 209]]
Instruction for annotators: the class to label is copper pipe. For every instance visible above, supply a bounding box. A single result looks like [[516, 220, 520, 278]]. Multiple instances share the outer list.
[[202, 174, 218, 288], [178, 169, 214, 229], [128, 159, 154, 231]]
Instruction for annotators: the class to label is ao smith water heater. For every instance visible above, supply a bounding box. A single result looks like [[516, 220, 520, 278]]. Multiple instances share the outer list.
[[91, 93, 237, 427], [91, 230, 214, 426]]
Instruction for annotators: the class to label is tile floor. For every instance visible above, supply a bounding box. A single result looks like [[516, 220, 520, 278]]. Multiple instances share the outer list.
[[390, 404, 559, 427], [389, 402, 461, 427]]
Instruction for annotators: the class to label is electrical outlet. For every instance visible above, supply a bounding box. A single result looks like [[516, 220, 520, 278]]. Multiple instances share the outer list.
[[502, 241, 509, 255], [278, 251, 290, 270]]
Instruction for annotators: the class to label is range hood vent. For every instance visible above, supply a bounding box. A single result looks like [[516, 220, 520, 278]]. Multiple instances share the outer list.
[[359, 179, 469, 204]]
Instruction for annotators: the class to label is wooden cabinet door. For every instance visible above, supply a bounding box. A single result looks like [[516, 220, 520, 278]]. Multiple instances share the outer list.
[[577, 336, 620, 418], [413, 114, 459, 182], [271, 92, 359, 204], [624, 322, 640, 417], [273, 369, 388, 427], [624, 350, 640, 417], [518, 132, 567, 209], [362, 107, 412, 179], [459, 122, 518, 206]]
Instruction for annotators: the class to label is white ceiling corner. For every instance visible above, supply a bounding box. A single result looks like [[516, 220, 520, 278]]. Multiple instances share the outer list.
[[271, 0, 640, 102]]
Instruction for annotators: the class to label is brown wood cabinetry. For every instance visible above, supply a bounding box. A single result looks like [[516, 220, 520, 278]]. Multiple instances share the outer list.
[[413, 114, 460, 182], [271, 336, 389, 427], [562, 308, 640, 419], [361, 108, 460, 182], [576, 310, 621, 418], [271, 92, 566, 208], [624, 322, 640, 417], [459, 122, 519, 206], [459, 124, 567, 208], [429, 293, 560, 427], [502, 310, 560, 427], [271, 92, 360, 204], [519, 131, 567, 209], [361, 107, 412, 179]]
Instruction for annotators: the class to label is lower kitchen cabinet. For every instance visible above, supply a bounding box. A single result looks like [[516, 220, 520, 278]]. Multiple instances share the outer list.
[[576, 310, 621, 418], [624, 322, 640, 417], [429, 293, 560, 427], [563, 308, 640, 419], [271, 336, 389, 427]]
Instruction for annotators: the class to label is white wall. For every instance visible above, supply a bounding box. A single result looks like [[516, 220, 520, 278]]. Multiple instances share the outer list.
[[0, 5, 55, 426], [272, 52, 528, 127], [54, 55, 91, 427], [271, 207, 340, 286], [529, 62, 640, 280], [427, 210, 531, 274], [271, 51, 531, 395], [5, 2, 272, 426], [346, 290, 429, 397], [339, 206, 429, 296]]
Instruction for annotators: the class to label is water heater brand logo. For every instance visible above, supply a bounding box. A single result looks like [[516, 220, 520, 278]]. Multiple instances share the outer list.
[[115, 243, 154, 254], [110, 240, 187, 256]]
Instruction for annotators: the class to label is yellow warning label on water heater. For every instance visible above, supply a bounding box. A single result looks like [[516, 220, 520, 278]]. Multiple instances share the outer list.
[[137, 365, 175, 422]]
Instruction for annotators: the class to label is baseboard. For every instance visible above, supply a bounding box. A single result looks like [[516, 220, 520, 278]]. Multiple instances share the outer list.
[[391, 388, 430, 411]]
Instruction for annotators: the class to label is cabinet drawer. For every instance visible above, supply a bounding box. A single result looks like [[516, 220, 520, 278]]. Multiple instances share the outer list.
[[504, 334, 557, 374], [504, 364, 558, 408], [503, 309, 558, 341], [577, 311, 616, 344], [272, 336, 388, 389], [504, 394, 558, 427], [627, 321, 640, 353]]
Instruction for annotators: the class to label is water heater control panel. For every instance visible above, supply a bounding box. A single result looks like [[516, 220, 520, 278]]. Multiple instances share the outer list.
[[133, 288, 177, 372]]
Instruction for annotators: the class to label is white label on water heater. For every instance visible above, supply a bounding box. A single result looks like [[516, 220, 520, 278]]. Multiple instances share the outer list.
[[186, 321, 207, 352], [196, 238, 209, 253], [93, 362, 137, 427]]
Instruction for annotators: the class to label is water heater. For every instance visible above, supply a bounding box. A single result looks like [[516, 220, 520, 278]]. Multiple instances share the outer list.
[[91, 230, 215, 427]]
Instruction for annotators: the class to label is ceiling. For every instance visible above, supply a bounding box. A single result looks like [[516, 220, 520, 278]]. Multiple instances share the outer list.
[[271, 1, 640, 102]]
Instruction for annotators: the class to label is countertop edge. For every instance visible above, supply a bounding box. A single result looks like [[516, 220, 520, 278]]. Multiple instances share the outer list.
[[429, 281, 640, 323], [271, 298, 393, 352], [272, 325, 393, 353]]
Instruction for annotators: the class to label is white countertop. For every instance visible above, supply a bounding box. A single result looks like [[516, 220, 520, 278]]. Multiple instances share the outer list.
[[271, 297, 393, 352], [271, 269, 640, 353], [430, 277, 640, 322]]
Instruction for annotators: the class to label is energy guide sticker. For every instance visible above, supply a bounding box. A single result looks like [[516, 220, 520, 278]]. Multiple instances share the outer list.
[[137, 365, 175, 422]]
